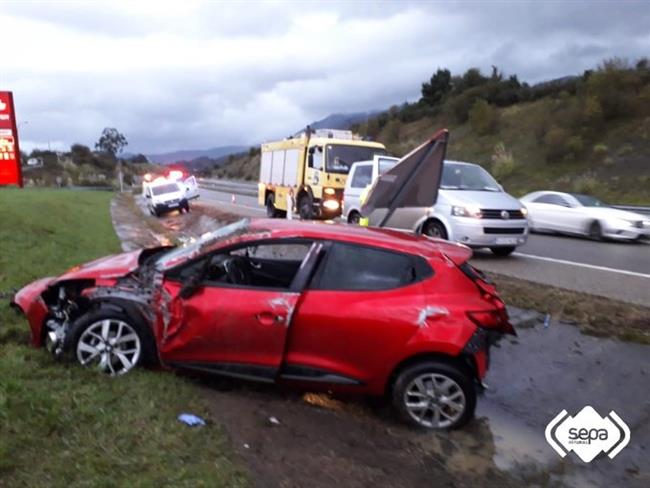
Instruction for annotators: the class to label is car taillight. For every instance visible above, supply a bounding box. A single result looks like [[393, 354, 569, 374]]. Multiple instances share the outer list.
[[467, 309, 516, 335]]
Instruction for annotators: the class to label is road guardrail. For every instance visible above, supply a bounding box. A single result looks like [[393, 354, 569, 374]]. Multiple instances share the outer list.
[[199, 178, 650, 216]]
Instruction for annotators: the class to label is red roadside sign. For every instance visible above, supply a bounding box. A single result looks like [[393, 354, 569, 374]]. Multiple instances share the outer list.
[[0, 91, 23, 187]]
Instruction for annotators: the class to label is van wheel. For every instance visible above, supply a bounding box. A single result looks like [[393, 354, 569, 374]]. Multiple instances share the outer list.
[[348, 211, 361, 225], [422, 220, 448, 239], [392, 361, 476, 430], [490, 246, 515, 256], [298, 194, 314, 220], [266, 194, 280, 218]]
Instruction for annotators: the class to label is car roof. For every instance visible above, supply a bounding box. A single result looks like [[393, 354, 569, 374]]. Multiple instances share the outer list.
[[246, 218, 471, 262]]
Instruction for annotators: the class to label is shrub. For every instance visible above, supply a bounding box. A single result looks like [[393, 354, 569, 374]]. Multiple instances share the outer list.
[[469, 99, 498, 135], [571, 173, 603, 195], [592, 144, 608, 158], [543, 125, 571, 161], [491, 142, 516, 179]]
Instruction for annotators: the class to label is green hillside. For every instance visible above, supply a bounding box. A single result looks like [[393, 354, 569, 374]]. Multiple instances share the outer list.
[[212, 59, 650, 204]]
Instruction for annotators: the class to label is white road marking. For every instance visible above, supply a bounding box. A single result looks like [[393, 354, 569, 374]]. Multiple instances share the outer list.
[[512, 252, 650, 279]]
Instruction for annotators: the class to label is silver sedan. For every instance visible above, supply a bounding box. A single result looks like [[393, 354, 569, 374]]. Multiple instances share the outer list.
[[520, 191, 650, 241]]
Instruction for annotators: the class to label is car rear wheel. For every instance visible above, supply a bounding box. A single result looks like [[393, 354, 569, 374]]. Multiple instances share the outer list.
[[66, 308, 155, 376], [347, 210, 361, 225], [422, 220, 448, 239], [490, 246, 515, 256], [392, 361, 476, 430], [588, 220, 602, 240]]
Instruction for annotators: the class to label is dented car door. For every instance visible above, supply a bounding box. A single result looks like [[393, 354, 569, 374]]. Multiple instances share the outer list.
[[157, 240, 320, 382]]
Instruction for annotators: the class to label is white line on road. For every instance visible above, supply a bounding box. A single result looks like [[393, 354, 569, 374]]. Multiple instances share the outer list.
[[512, 252, 650, 279]]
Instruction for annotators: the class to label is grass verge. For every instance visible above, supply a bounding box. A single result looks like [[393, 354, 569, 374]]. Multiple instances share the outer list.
[[0, 188, 246, 487], [490, 272, 650, 344]]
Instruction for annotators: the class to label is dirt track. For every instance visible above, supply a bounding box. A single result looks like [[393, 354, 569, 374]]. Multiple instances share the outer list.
[[111, 195, 649, 488]]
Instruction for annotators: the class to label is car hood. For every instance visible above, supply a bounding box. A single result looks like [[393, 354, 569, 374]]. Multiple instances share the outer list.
[[55, 249, 144, 281], [583, 207, 646, 221], [439, 190, 522, 209]]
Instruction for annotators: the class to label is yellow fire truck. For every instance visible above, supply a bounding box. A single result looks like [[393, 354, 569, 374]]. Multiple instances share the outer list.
[[258, 128, 387, 219]]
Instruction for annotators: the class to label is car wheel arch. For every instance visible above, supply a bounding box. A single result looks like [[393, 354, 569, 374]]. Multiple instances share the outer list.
[[385, 351, 477, 397]]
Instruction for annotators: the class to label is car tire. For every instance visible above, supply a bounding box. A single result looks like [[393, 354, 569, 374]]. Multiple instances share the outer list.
[[298, 194, 314, 220], [422, 220, 448, 239], [348, 210, 361, 225], [490, 246, 515, 256], [391, 360, 476, 430], [588, 220, 602, 240], [266, 194, 281, 218], [64, 307, 157, 376]]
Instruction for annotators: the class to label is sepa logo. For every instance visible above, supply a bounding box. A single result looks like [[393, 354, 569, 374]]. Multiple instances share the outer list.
[[545, 406, 630, 462]]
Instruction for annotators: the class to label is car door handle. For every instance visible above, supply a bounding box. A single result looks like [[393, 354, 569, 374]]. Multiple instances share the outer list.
[[256, 312, 285, 325], [250, 261, 262, 269]]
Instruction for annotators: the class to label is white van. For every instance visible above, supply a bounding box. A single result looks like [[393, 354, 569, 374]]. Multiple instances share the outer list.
[[343, 155, 400, 224], [355, 159, 530, 256], [144, 181, 190, 217]]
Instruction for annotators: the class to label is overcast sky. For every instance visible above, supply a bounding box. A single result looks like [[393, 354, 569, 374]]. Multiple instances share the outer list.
[[2, 0, 648, 154]]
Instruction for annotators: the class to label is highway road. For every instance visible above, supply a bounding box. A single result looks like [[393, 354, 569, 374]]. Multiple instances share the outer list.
[[198, 187, 650, 305]]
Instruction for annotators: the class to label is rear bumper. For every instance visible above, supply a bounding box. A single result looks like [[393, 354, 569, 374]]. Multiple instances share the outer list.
[[448, 217, 529, 247]]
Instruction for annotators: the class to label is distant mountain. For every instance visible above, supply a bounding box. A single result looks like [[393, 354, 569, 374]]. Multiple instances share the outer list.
[[146, 145, 247, 164], [309, 110, 381, 130]]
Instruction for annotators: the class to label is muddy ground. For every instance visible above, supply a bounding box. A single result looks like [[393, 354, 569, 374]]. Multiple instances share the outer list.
[[112, 195, 649, 488]]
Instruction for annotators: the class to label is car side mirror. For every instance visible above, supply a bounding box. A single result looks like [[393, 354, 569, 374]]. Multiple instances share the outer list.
[[179, 275, 201, 299]]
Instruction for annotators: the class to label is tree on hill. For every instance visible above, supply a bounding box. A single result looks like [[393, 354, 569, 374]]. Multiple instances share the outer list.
[[95, 127, 128, 158], [95, 127, 128, 190], [421, 68, 452, 106]]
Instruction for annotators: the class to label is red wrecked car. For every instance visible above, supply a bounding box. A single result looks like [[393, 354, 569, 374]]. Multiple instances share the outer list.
[[12, 218, 514, 430]]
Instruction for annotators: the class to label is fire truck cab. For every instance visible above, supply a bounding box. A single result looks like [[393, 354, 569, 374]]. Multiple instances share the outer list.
[[258, 129, 386, 219]]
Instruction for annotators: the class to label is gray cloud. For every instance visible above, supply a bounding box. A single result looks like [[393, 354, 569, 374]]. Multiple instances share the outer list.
[[3, 0, 648, 154]]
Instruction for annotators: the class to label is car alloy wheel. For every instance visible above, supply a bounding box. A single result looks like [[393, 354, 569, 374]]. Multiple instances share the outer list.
[[403, 372, 466, 429], [76, 319, 141, 376]]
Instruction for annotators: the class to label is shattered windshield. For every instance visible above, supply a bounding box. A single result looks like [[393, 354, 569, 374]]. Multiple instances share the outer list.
[[571, 193, 609, 207], [155, 219, 250, 269], [325, 144, 387, 174], [440, 162, 500, 191]]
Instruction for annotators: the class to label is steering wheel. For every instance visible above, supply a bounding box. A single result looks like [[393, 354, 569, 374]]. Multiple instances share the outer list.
[[224, 257, 248, 285]]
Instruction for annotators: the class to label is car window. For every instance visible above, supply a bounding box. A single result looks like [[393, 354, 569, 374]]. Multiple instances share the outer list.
[[231, 243, 312, 261], [350, 165, 372, 188], [203, 241, 314, 289], [534, 194, 569, 206], [312, 242, 431, 291], [152, 183, 180, 196]]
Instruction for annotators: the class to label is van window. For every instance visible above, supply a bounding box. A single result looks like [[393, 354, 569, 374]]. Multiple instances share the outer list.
[[378, 157, 398, 175], [350, 165, 372, 188], [441, 163, 500, 191]]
